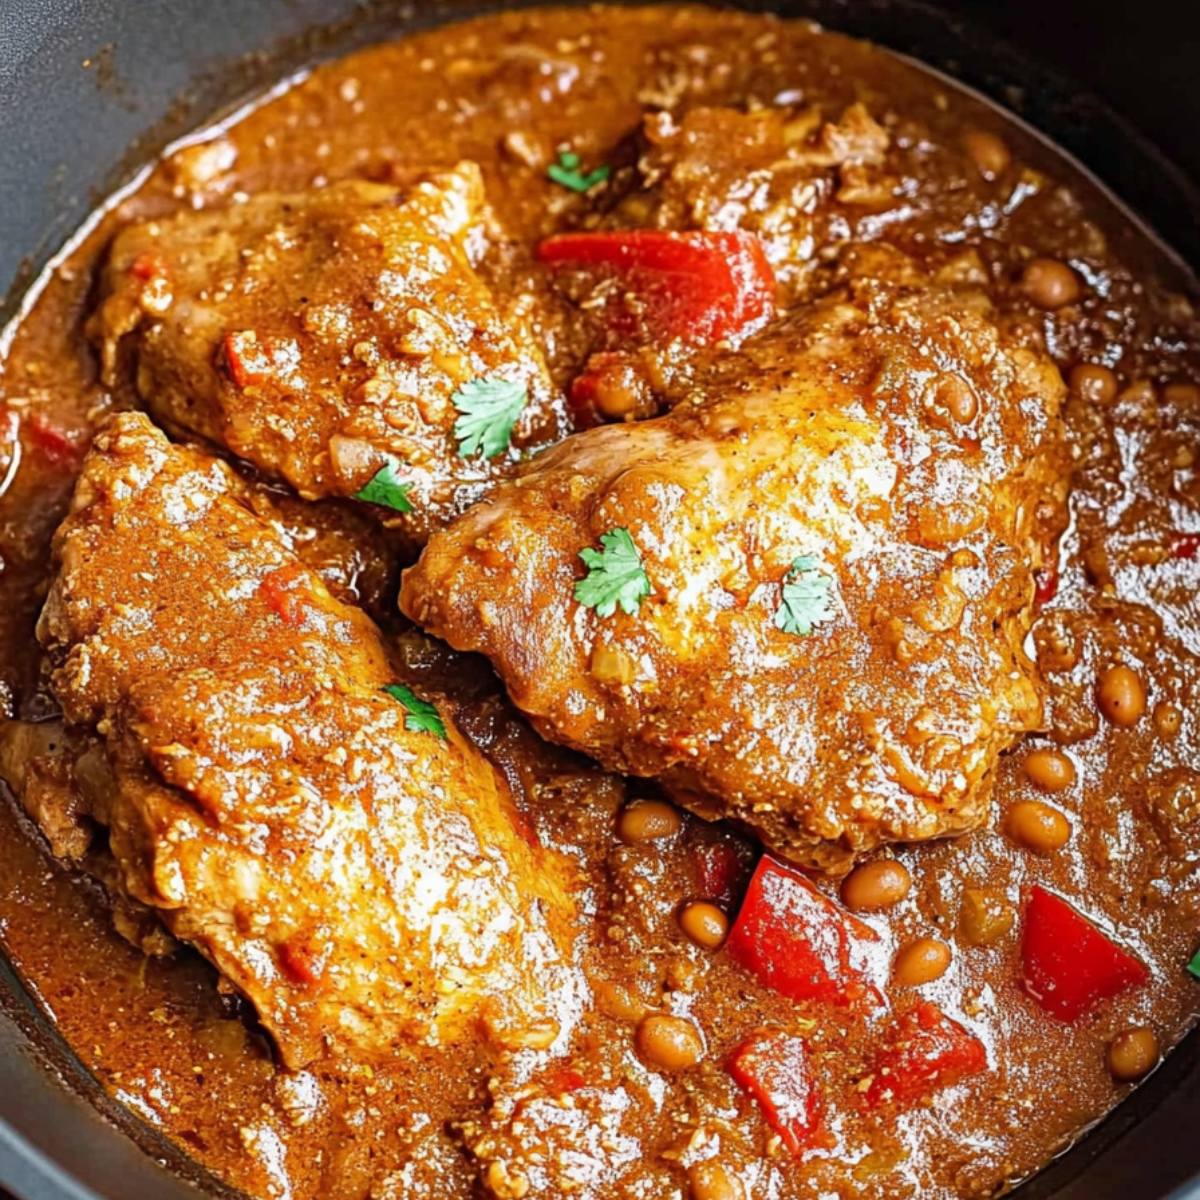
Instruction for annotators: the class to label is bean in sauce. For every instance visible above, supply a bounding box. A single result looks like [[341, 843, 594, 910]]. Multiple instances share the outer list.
[[1107, 1027, 1160, 1083], [1097, 664, 1148, 727], [841, 859, 912, 911], [1006, 800, 1073, 855], [678, 900, 729, 949], [1020, 257, 1083, 309], [618, 798, 682, 843], [893, 937, 953, 987], [635, 1013, 706, 1071], [1023, 747, 1077, 792]]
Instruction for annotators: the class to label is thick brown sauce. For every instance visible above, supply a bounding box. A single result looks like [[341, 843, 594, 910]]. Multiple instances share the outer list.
[[1, 7, 1199, 1199]]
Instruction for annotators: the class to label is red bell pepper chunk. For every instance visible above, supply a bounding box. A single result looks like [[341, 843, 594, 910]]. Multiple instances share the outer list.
[[1020, 886, 1149, 1022], [863, 1002, 987, 1109], [728, 1029, 826, 1156], [537, 229, 775, 345], [726, 855, 880, 1008]]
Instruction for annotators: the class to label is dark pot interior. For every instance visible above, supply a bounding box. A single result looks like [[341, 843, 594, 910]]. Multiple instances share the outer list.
[[0, 2, 1197, 1198]]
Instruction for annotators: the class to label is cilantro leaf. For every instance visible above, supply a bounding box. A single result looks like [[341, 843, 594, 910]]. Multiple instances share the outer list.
[[773, 555, 835, 636], [574, 527, 651, 617], [1188, 948, 1200, 980], [547, 150, 611, 193], [452, 376, 528, 459], [382, 684, 447, 738], [354, 460, 414, 513]]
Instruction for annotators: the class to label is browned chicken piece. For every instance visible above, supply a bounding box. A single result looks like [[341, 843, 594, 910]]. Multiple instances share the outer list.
[[403, 277, 1070, 871], [36, 412, 577, 1066], [0, 719, 180, 957], [90, 165, 560, 547], [0, 719, 91, 861]]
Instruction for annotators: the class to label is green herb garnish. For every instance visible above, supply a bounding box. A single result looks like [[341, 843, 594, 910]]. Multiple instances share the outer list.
[[354, 460, 414, 513], [547, 149, 611, 194], [773, 555, 835, 637], [383, 684, 447, 739], [574, 527, 651, 618], [452, 376, 528, 459], [1187, 948, 1200, 980]]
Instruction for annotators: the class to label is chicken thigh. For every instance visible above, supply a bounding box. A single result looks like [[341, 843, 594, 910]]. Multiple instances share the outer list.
[[402, 277, 1070, 870], [37, 412, 576, 1066], [90, 166, 559, 547]]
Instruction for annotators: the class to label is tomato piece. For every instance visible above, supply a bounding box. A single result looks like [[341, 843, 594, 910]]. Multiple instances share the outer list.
[[863, 1002, 986, 1109], [1020, 886, 1149, 1021], [728, 1029, 826, 1156], [567, 359, 611, 429], [726, 855, 880, 1007], [258, 563, 313, 627], [537, 230, 775, 345]]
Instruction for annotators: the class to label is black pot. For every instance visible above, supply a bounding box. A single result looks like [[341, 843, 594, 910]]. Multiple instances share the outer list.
[[0, 2, 1197, 1198]]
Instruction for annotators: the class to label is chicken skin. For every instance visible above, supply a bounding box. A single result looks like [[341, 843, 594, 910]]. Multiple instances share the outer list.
[[37, 412, 576, 1066], [90, 166, 559, 547], [403, 278, 1070, 870]]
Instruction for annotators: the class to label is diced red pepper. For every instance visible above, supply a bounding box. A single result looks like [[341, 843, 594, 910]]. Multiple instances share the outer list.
[[1020, 886, 1149, 1022], [726, 855, 880, 1008], [221, 330, 275, 389], [1034, 566, 1059, 605], [128, 252, 167, 281], [258, 563, 313, 628], [862, 1002, 987, 1109], [537, 229, 775, 345], [278, 937, 328, 986], [1172, 533, 1200, 560], [543, 1066, 588, 1095], [25, 412, 86, 469], [728, 1029, 827, 1156]]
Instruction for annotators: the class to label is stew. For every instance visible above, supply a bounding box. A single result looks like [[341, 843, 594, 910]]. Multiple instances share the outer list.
[[0, 7, 1198, 1200]]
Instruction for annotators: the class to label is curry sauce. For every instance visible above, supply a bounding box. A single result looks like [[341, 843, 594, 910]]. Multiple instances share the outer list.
[[0, 8, 1199, 1200]]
